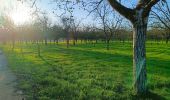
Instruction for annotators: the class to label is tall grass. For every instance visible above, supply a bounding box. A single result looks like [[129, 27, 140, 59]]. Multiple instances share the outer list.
[[1, 41, 170, 99]]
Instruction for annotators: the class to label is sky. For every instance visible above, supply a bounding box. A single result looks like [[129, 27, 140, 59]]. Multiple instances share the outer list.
[[0, 0, 135, 26], [0, 0, 170, 27], [0, 0, 33, 25], [0, 0, 137, 25], [35, 0, 96, 25], [31, 0, 138, 26]]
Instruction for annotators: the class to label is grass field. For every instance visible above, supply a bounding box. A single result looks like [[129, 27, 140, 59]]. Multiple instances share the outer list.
[[1, 41, 170, 100]]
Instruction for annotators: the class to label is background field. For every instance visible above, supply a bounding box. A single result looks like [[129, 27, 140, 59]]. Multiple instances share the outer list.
[[1, 41, 170, 100]]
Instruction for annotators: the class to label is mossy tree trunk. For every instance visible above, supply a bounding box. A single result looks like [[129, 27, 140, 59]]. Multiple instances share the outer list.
[[108, 0, 161, 94], [132, 9, 148, 93]]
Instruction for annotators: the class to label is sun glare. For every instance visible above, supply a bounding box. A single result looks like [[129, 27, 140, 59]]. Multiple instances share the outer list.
[[11, 11, 30, 25], [10, 2, 31, 25]]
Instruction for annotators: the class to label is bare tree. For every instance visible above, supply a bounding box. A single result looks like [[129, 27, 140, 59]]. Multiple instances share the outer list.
[[51, 25, 63, 44], [70, 17, 81, 46], [107, 0, 165, 94], [95, 1, 122, 50], [151, 1, 170, 43], [20, 0, 166, 94], [61, 16, 71, 48], [3, 15, 16, 50], [38, 13, 51, 45]]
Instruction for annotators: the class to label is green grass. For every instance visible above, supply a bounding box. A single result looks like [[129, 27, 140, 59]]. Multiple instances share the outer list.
[[1, 41, 170, 100]]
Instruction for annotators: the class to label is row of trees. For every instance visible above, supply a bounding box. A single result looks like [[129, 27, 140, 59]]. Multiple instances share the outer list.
[[0, 0, 169, 95], [28, 0, 169, 95], [0, 17, 168, 46]]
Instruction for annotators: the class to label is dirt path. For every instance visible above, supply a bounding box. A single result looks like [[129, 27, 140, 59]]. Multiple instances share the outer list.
[[0, 51, 23, 100]]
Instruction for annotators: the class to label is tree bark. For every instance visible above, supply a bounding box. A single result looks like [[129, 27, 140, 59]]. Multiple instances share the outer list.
[[107, 0, 161, 94], [132, 9, 148, 93]]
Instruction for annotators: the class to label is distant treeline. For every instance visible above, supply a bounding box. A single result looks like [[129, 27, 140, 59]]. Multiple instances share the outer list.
[[0, 25, 169, 45]]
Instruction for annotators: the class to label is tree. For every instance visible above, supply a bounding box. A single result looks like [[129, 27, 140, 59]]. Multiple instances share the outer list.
[[95, 1, 122, 50], [39, 13, 51, 45], [61, 16, 71, 48], [3, 15, 16, 50], [69, 17, 81, 46], [151, 1, 170, 43], [107, 0, 165, 94], [51, 25, 63, 44], [20, 0, 165, 94]]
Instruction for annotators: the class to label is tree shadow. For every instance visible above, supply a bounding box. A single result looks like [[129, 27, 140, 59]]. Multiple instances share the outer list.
[[149, 82, 170, 90], [39, 55, 54, 66], [132, 91, 166, 100], [61, 47, 132, 64], [37, 47, 169, 99]]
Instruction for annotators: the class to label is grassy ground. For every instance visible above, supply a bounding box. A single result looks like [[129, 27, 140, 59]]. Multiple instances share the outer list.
[[1, 41, 170, 100]]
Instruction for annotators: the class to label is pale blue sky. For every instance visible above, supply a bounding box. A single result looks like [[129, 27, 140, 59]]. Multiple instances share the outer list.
[[1, 0, 170, 26], [34, 0, 138, 26]]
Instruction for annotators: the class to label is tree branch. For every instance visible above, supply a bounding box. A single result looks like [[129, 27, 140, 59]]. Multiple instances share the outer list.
[[145, 0, 161, 10], [107, 0, 135, 22]]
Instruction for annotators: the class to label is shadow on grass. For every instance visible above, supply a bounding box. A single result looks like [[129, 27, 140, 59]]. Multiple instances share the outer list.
[[61, 47, 132, 64], [39, 55, 54, 66], [39, 46, 133, 68], [149, 82, 170, 90], [38, 47, 169, 99], [132, 91, 166, 100], [64, 47, 170, 72]]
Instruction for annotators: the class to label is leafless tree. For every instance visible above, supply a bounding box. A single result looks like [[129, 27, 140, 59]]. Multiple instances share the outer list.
[[3, 15, 16, 50], [70, 17, 81, 46], [106, 0, 166, 94], [19, 0, 166, 94], [61, 16, 72, 48], [95, 1, 122, 50], [151, 1, 170, 43]]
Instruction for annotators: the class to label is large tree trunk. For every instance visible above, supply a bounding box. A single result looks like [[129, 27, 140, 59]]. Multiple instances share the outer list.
[[133, 11, 148, 93], [107, 0, 160, 95]]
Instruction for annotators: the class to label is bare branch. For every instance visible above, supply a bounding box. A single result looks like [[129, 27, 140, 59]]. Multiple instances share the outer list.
[[107, 0, 135, 22]]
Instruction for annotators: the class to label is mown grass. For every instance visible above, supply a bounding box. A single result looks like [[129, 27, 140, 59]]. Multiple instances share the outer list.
[[1, 41, 170, 100]]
